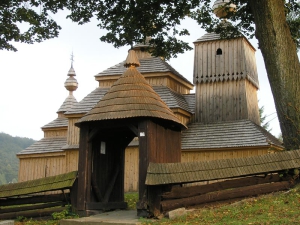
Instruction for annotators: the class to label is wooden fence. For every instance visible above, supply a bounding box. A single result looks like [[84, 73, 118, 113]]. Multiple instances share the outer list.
[[0, 171, 77, 220], [145, 150, 300, 216]]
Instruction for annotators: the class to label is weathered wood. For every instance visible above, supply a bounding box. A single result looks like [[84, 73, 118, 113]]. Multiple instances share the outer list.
[[86, 202, 127, 211], [77, 124, 91, 211], [0, 202, 66, 214], [91, 175, 103, 202], [147, 186, 162, 217], [161, 181, 293, 212], [162, 174, 284, 199], [0, 194, 67, 207], [0, 206, 66, 220], [103, 165, 120, 203]]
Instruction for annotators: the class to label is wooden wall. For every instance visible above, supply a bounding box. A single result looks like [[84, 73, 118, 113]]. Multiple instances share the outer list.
[[98, 74, 192, 94], [195, 79, 259, 124], [44, 129, 67, 138], [18, 145, 279, 192], [18, 153, 65, 182], [67, 118, 80, 145], [124, 147, 139, 192], [65, 150, 79, 173], [193, 37, 258, 84]]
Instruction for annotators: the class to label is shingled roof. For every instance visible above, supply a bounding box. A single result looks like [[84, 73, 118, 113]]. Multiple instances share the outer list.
[[42, 117, 68, 129], [181, 120, 283, 150], [153, 86, 193, 114], [57, 95, 77, 113], [96, 57, 192, 86], [78, 50, 186, 129], [146, 149, 300, 185], [17, 137, 66, 155], [64, 88, 110, 115]]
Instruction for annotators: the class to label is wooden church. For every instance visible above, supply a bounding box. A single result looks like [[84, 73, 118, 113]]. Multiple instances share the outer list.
[[17, 30, 283, 195]]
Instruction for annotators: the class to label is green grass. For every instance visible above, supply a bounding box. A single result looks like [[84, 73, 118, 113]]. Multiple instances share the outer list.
[[141, 183, 300, 225], [125, 192, 138, 209]]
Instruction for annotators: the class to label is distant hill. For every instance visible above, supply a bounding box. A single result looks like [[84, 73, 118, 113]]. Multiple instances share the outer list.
[[0, 132, 35, 184]]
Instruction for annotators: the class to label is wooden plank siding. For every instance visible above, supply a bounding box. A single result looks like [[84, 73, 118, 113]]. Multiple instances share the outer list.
[[67, 118, 80, 146], [65, 150, 79, 173], [44, 129, 67, 138], [18, 145, 279, 192], [18, 153, 66, 182]]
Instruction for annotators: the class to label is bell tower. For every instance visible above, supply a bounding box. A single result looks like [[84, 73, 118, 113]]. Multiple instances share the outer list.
[[193, 0, 260, 125]]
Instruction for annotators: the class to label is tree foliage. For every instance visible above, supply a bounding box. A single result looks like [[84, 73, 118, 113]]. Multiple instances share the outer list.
[[0, 132, 35, 184], [2, 0, 300, 149]]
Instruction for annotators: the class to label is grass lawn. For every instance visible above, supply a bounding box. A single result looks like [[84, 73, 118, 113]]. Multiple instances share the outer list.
[[141, 183, 300, 225], [10, 184, 300, 224]]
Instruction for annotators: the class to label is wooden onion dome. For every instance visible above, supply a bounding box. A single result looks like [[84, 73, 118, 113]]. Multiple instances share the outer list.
[[212, 0, 236, 18], [57, 65, 78, 114], [78, 50, 185, 129]]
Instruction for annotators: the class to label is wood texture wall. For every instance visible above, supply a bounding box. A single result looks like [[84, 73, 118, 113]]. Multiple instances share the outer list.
[[195, 79, 259, 124], [67, 118, 80, 145], [193, 37, 258, 84], [65, 150, 79, 173], [44, 129, 67, 138], [18, 153, 65, 182], [18, 145, 278, 192]]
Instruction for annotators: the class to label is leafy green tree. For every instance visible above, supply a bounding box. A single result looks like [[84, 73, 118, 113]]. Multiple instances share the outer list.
[[1, 0, 300, 150], [0, 132, 35, 184], [259, 105, 271, 132]]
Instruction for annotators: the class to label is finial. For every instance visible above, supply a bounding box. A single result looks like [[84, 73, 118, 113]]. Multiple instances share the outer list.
[[65, 53, 78, 93], [124, 49, 140, 68], [70, 51, 74, 68], [212, 0, 236, 19]]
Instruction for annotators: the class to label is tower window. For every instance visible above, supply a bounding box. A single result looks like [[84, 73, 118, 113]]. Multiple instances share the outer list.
[[216, 48, 222, 55]]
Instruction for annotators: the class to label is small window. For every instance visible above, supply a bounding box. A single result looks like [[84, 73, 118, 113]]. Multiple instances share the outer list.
[[216, 48, 222, 55]]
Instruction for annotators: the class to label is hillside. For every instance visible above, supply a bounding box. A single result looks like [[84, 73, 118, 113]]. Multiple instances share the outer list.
[[0, 132, 35, 184]]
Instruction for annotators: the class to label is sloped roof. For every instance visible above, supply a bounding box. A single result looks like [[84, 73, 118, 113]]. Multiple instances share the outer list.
[[146, 149, 300, 185], [57, 95, 77, 113], [153, 86, 193, 114], [96, 57, 192, 86], [183, 93, 195, 114], [42, 117, 68, 129], [181, 120, 283, 150], [64, 88, 110, 115], [17, 137, 66, 155], [194, 32, 221, 42], [0, 171, 77, 198], [79, 63, 186, 128]]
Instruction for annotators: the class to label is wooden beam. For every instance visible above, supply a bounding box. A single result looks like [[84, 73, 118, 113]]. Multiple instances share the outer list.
[[103, 165, 120, 203], [0, 206, 66, 220], [91, 175, 103, 202], [162, 174, 284, 199], [0, 202, 66, 214], [128, 124, 138, 136], [161, 181, 293, 212], [0, 194, 67, 207], [88, 127, 100, 142]]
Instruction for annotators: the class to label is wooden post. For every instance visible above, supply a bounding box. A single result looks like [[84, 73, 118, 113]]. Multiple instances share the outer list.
[[77, 124, 92, 214]]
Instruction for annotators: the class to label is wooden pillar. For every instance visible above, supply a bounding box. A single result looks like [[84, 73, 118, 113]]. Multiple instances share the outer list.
[[137, 120, 182, 217], [77, 124, 92, 214]]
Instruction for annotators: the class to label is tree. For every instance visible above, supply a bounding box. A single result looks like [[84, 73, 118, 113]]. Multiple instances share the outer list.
[[0, 0, 65, 51], [1, 0, 300, 149], [259, 105, 271, 132]]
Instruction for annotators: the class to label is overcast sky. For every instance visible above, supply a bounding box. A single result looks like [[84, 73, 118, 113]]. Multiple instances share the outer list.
[[0, 12, 281, 141]]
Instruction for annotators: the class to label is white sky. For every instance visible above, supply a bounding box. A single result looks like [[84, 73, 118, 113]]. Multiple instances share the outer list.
[[0, 13, 281, 140]]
